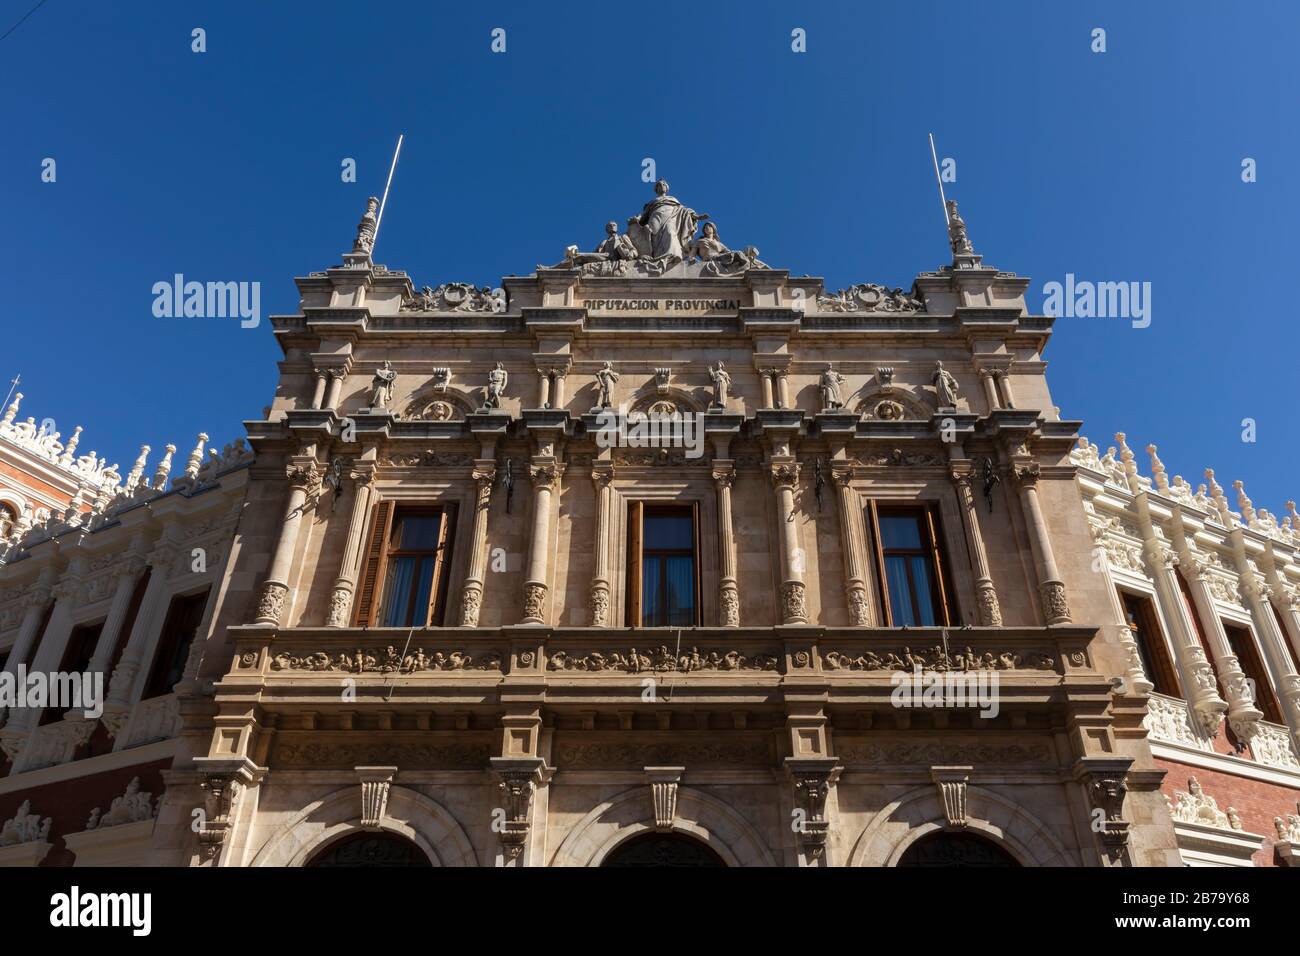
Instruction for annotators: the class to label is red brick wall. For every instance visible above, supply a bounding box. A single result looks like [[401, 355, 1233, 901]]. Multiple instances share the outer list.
[[1156, 756, 1300, 867], [0, 758, 171, 866]]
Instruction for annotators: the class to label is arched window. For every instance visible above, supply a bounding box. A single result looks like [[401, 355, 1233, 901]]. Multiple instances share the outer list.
[[306, 831, 432, 868], [0, 502, 17, 538], [897, 831, 1019, 867], [601, 832, 726, 867]]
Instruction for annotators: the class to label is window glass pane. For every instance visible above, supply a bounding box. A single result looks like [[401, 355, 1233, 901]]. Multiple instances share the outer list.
[[642, 555, 663, 627], [395, 514, 442, 551], [879, 514, 923, 550], [411, 556, 436, 626], [382, 556, 418, 627], [644, 512, 694, 550], [884, 555, 915, 626], [665, 555, 696, 627], [910, 555, 937, 625]]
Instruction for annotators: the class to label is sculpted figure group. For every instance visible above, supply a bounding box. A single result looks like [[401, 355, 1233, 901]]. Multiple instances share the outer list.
[[543, 180, 773, 277]]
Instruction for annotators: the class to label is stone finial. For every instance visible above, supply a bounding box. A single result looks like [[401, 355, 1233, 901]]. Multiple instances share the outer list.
[[352, 196, 379, 256], [153, 443, 176, 490], [124, 445, 150, 494], [1232, 480, 1256, 526], [59, 425, 83, 466], [183, 432, 209, 482], [1, 392, 20, 425], [1205, 469, 1233, 526], [1114, 433, 1140, 493], [1145, 444, 1170, 493]]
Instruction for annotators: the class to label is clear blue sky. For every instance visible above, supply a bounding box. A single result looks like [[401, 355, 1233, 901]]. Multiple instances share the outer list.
[[3, 1, 1295, 512]]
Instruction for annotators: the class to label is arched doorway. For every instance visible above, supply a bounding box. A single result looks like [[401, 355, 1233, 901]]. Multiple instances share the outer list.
[[897, 830, 1020, 867], [601, 831, 727, 868], [306, 830, 432, 867]]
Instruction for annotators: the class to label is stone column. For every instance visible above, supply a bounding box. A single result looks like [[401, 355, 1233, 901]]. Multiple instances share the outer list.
[[713, 462, 740, 626], [830, 465, 873, 626], [459, 462, 496, 626], [521, 463, 558, 625], [536, 371, 551, 409], [994, 369, 1017, 409], [254, 461, 319, 626], [325, 463, 376, 627], [87, 552, 147, 674], [323, 368, 347, 410], [309, 369, 328, 410], [978, 369, 1001, 412], [759, 369, 775, 409], [551, 369, 567, 409], [0, 570, 54, 680], [775, 371, 791, 410], [950, 466, 1002, 626], [588, 466, 613, 626], [770, 461, 807, 624], [1013, 462, 1070, 624]]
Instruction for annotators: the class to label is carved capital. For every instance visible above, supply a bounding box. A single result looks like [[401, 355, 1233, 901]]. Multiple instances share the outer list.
[[769, 462, 801, 491], [528, 465, 558, 492]]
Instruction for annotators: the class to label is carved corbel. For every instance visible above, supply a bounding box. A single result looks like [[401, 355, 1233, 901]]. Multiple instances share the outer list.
[[785, 757, 841, 860], [931, 766, 972, 829], [645, 766, 685, 831], [192, 757, 263, 867], [490, 756, 549, 864], [1078, 758, 1133, 865], [356, 766, 397, 831]]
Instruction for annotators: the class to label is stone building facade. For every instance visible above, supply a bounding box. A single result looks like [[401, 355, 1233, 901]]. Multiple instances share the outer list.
[[2, 185, 1298, 867]]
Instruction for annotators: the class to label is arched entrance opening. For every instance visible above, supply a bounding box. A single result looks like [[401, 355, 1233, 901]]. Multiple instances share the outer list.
[[306, 830, 432, 868], [601, 831, 727, 867], [897, 830, 1020, 867]]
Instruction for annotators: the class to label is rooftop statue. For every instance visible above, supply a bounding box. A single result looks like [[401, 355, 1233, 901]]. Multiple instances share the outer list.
[[946, 200, 974, 256]]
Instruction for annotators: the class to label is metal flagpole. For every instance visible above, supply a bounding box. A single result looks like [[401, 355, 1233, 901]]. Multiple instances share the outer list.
[[928, 133, 950, 230], [372, 133, 404, 254]]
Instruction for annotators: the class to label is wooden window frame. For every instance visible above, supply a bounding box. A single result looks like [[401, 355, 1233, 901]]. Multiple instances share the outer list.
[[141, 588, 212, 700], [625, 501, 700, 628], [1119, 589, 1181, 697], [867, 501, 957, 627], [1222, 620, 1284, 725], [355, 502, 457, 628]]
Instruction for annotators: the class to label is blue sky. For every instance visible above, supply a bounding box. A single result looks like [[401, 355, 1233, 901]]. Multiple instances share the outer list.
[[3, 1, 1295, 512]]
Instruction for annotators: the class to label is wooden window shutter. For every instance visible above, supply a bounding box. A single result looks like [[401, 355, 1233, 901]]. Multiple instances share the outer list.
[[626, 500, 643, 627], [925, 507, 954, 626], [427, 504, 456, 626], [353, 500, 394, 626], [867, 500, 892, 626]]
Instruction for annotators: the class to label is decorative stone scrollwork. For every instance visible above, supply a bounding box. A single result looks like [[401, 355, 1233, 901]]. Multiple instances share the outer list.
[[522, 582, 548, 622], [86, 777, 156, 830], [719, 584, 740, 627], [197, 774, 243, 864], [975, 583, 1003, 627], [271, 646, 501, 673], [588, 584, 610, 627], [816, 283, 923, 313], [254, 581, 288, 626], [401, 283, 506, 313], [823, 644, 1055, 672], [324, 586, 352, 628], [781, 581, 808, 624], [548, 645, 778, 673]]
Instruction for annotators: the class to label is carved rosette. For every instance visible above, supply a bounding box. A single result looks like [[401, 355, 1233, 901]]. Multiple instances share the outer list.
[[975, 582, 1003, 626], [781, 581, 808, 625], [325, 585, 352, 628], [522, 582, 547, 624], [460, 583, 483, 627], [254, 581, 289, 626], [1039, 580, 1070, 624], [719, 582, 740, 627]]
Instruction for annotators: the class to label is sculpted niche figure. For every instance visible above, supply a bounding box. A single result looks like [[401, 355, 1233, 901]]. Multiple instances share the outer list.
[[484, 362, 508, 410], [353, 196, 379, 255], [946, 200, 973, 255], [932, 361, 960, 409], [819, 364, 847, 411], [634, 179, 707, 266], [369, 360, 397, 409], [709, 362, 732, 410], [594, 361, 619, 408]]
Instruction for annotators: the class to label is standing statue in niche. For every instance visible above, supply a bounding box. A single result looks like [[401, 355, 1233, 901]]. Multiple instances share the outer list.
[[708, 362, 732, 410], [932, 361, 960, 409], [369, 360, 397, 409], [819, 364, 847, 411], [483, 362, 508, 410], [634, 179, 708, 266], [594, 361, 619, 409], [946, 200, 973, 256]]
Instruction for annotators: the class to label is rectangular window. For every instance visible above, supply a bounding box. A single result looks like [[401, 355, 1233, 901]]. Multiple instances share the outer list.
[[40, 621, 103, 725], [626, 503, 699, 627], [868, 503, 956, 627], [1222, 621, 1284, 724], [142, 589, 211, 700], [1119, 590, 1180, 697], [377, 504, 457, 632]]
